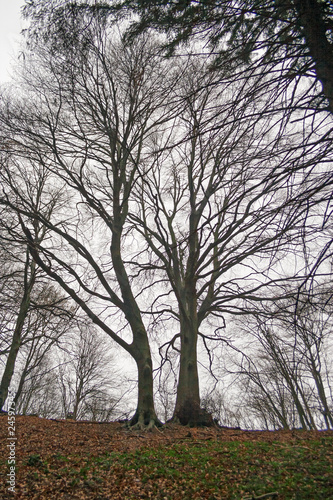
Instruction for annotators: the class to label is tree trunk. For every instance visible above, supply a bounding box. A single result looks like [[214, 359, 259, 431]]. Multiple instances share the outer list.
[[111, 225, 160, 427], [173, 319, 201, 424], [171, 208, 215, 425], [311, 367, 333, 429], [173, 285, 214, 426], [13, 364, 29, 408], [73, 380, 83, 420], [0, 256, 35, 411], [0, 294, 31, 410], [294, 0, 333, 113], [130, 338, 161, 427]]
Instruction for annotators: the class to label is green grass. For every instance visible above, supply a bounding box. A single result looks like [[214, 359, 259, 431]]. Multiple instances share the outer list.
[[22, 437, 333, 499]]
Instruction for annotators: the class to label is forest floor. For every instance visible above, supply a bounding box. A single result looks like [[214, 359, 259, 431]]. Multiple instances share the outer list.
[[0, 415, 332, 499]]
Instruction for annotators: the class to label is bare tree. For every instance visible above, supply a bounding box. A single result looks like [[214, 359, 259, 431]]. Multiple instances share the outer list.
[[0, 240, 37, 410], [57, 322, 121, 421], [0, 159, 85, 416], [0, 157, 74, 411], [14, 353, 62, 418], [12, 283, 76, 409], [201, 388, 245, 429], [231, 284, 333, 429], [0, 9, 183, 426], [132, 54, 333, 423]]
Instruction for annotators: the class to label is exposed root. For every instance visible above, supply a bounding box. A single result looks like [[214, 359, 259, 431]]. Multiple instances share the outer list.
[[242, 493, 278, 500], [129, 411, 163, 431]]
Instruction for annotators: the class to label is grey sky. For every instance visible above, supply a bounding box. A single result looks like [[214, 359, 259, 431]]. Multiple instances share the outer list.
[[0, 0, 25, 83]]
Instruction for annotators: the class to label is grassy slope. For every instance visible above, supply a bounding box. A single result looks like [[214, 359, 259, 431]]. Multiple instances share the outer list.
[[0, 416, 332, 499]]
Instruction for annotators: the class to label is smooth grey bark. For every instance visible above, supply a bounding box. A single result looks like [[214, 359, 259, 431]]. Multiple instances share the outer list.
[[174, 317, 201, 422], [111, 225, 160, 426]]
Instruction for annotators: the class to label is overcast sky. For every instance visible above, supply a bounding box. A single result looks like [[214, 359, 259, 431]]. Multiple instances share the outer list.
[[0, 0, 25, 83]]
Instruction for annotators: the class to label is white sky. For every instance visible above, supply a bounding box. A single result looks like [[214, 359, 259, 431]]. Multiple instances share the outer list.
[[0, 0, 25, 83]]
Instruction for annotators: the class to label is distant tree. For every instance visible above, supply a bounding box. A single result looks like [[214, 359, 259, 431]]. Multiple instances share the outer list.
[[12, 283, 76, 410], [0, 178, 72, 411], [0, 235, 37, 410], [155, 355, 178, 423], [231, 284, 333, 429], [57, 322, 121, 421], [14, 353, 62, 418], [293, 294, 333, 429], [201, 389, 245, 428]]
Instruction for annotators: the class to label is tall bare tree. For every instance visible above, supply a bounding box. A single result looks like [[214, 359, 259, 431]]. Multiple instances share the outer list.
[[0, 240, 36, 410], [132, 54, 333, 423], [0, 9, 182, 426]]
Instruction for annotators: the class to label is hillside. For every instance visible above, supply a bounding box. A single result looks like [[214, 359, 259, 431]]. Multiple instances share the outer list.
[[0, 416, 332, 499]]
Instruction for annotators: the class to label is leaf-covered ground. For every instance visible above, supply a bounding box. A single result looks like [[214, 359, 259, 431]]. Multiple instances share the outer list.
[[0, 415, 332, 499]]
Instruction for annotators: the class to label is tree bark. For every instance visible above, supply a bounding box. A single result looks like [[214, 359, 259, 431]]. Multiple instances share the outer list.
[[174, 317, 201, 423], [173, 278, 213, 426], [130, 339, 160, 427], [111, 224, 160, 427]]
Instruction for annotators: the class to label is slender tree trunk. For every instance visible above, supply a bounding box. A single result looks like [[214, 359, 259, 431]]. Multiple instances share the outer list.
[[13, 365, 29, 408], [264, 389, 290, 429], [0, 256, 35, 411], [14, 339, 37, 406], [311, 367, 333, 429], [73, 380, 83, 420], [288, 382, 314, 429], [0, 319, 25, 410]]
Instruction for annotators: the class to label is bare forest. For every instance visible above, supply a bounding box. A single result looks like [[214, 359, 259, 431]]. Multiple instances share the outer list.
[[1, 0, 333, 433]]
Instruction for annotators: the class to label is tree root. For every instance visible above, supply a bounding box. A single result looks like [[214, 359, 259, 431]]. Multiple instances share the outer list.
[[130, 419, 157, 431], [128, 411, 163, 431], [242, 492, 278, 500], [172, 402, 216, 427]]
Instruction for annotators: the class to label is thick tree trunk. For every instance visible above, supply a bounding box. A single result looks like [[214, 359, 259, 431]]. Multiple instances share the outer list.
[[111, 225, 160, 427], [173, 283, 214, 426], [130, 340, 161, 427], [174, 319, 201, 423], [173, 321, 214, 426]]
